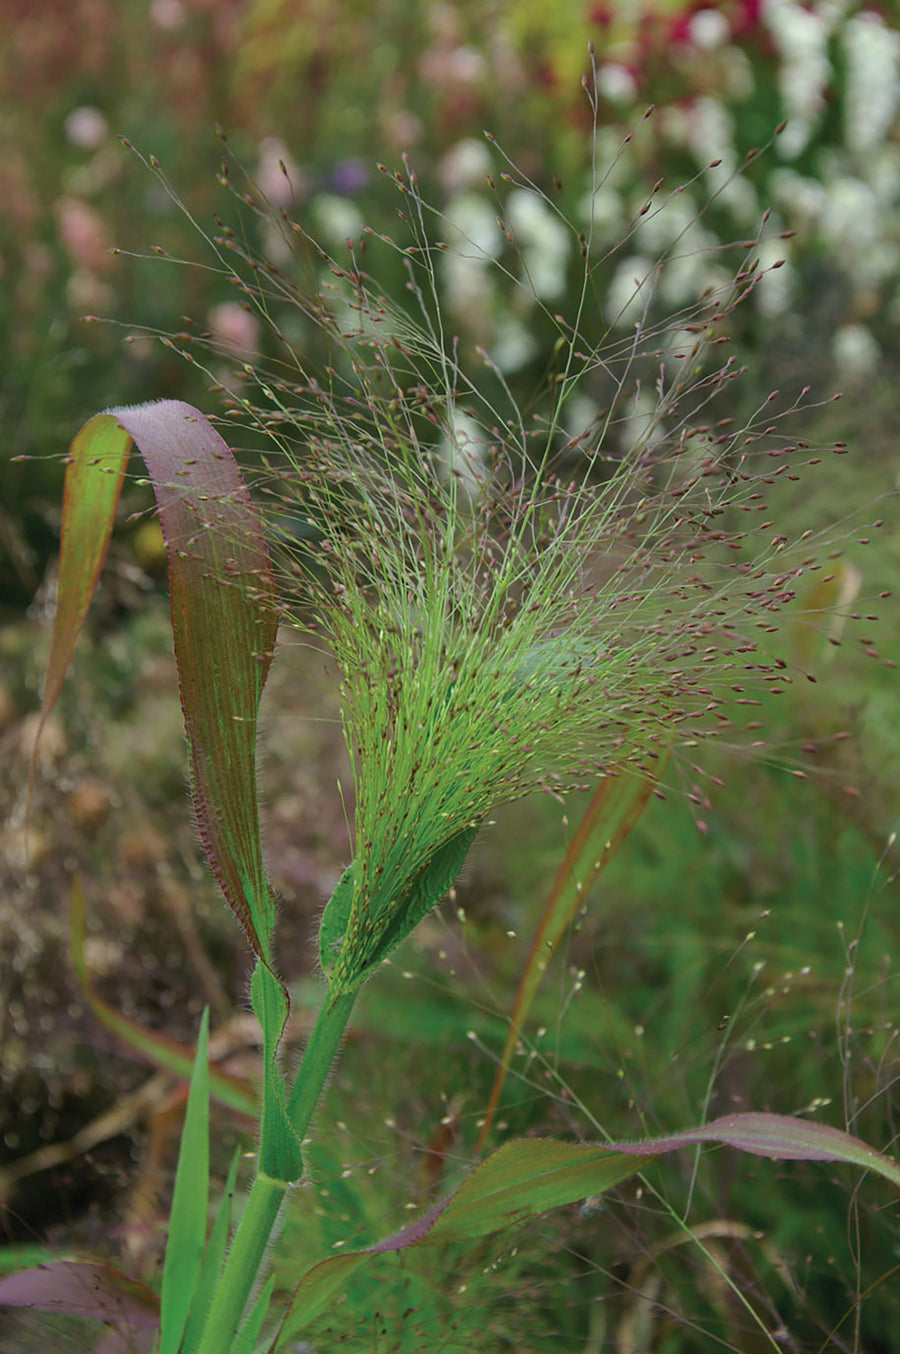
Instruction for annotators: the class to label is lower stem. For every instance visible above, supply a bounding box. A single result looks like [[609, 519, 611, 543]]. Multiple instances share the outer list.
[[193, 1169, 286, 1354], [192, 984, 358, 1354]]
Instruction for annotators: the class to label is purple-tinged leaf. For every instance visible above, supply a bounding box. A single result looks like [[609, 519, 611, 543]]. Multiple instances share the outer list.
[[274, 1111, 900, 1342], [629, 1111, 900, 1178], [39, 401, 278, 959], [0, 1259, 158, 1327], [109, 401, 278, 957]]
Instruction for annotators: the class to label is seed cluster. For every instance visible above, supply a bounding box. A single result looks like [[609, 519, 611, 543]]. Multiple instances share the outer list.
[[117, 132, 890, 969]]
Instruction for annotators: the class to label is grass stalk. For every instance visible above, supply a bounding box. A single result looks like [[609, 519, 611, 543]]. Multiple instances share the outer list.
[[193, 986, 357, 1353], [193, 1169, 286, 1354], [286, 988, 358, 1130]]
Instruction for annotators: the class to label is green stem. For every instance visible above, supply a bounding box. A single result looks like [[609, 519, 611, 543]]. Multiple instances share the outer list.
[[287, 988, 357, 1131], [193, 986, 358, 1354], [193, 1169, 286, 1354]]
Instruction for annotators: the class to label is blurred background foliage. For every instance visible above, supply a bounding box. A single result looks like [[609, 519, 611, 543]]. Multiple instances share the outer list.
[[3, 0, 900, 608], [2, 2, 900, 1350]]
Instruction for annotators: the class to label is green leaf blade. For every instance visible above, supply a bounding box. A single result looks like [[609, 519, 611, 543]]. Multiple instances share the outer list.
[[231, 1275, 275, 1354], [180, 1148, 241, 1354], [159, 1009, 210, 1354], [425, 1138, 653, 1243], [35, 413, 132, 761]]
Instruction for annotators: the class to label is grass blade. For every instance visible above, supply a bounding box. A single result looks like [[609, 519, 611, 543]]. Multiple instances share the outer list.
[[159, 1008, 210, 1354], [180, 1147, 241, 1354], [35, 415, 132, 751], [108, 401, 279, 961], [231, 1275, 275, 1354]]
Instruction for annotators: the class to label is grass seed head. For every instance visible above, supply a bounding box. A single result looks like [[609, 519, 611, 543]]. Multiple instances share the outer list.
[[126, 116, 889, 975]]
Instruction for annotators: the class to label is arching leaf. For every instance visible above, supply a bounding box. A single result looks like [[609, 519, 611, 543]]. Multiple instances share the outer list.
[[39, 400, 278, 959], [274, 1111, 900, 1342]]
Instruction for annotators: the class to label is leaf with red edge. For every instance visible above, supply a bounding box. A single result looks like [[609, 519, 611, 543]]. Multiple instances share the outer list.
[[39, 400, 278, 960], [274, 1111, 900, 1342]]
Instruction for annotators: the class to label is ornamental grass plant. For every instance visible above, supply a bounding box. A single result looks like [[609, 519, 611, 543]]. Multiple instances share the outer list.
[[2, 78, 898, 1352]]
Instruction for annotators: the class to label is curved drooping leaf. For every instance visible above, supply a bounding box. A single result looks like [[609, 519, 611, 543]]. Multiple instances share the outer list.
[[38, 415, 133, 734], [274, 1111, 900, 1343], [40, 400, 278, 959], [41, 400, 305, 1187]]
